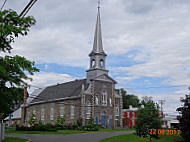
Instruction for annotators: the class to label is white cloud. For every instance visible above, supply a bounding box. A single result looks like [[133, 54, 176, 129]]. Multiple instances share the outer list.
[[26, 72, 76, 93]]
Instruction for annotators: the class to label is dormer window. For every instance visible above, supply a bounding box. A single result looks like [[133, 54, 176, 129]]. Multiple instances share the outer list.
[[91, 59, 95, 68], [100, 59, 104, 68]]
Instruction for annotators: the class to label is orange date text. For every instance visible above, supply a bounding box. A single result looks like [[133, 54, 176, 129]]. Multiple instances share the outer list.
[[149, 129, 181, 135]]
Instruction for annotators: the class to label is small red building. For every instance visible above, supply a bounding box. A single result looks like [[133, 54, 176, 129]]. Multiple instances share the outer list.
[[123, 105, 164, 128], [123, 105, 138, 128]]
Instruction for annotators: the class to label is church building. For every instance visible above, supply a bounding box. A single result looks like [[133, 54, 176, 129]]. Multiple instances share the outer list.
[[22, 6, 123, 128]]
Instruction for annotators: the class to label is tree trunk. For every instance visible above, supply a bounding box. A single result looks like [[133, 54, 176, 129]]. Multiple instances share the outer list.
[[150, 135, 152, 142]]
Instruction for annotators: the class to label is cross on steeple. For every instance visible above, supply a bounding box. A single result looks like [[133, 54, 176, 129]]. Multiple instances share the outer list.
[[97, 1, 101, 9]]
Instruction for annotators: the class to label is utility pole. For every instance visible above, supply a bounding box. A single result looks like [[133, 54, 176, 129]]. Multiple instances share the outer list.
[[159, 100, 165, 112], [112, 83, 115, 130]]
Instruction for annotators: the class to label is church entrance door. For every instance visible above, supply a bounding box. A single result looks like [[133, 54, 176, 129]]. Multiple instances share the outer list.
[[101, 111, 106, 127]]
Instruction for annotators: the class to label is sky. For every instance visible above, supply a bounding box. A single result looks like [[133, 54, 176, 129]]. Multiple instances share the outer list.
[[2, 0, 190, 115]]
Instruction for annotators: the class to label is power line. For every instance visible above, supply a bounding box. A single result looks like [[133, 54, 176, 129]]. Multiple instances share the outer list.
[[124, 85, 189, 90], [0, 0, 8, 11]]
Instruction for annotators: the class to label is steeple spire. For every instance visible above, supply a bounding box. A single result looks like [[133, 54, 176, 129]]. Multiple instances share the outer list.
[[90, 2, 106, 55], [86, 3, 108, 82]]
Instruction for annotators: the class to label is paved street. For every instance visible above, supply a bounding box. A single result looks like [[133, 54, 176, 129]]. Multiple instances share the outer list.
[[5, 131, 134, 142]]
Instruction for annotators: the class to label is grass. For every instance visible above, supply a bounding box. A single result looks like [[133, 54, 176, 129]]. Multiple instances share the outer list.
[[99, 133, 183, 142], [2, 137, 28, 142], [5, 128, 134, 135]]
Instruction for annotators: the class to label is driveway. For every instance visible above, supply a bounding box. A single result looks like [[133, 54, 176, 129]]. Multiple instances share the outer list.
[[5, 131, 134, 142]]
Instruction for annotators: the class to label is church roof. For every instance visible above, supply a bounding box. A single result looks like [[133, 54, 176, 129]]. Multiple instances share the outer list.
[[30, 79, 89, 105]]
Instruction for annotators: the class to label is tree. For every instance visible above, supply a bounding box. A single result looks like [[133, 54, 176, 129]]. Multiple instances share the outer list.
[[176, 94, 190, 142], [28, 113, 37, 126], [56, 115, 66, 126], [135, 100, 162, 142], [115, 88, 140, 109], [0, 9, 39, 120]]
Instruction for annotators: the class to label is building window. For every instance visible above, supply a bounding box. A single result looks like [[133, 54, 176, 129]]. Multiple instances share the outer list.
[[95, 96, 99, 105], [33, 110, 36, 119], [50, 108, 54, 120], [127, 112, 130, 118], [71, 105, 74, 119], [132, 120, 135, 126], [41, 109, 44, 121], [91, 59, 95, 68], [102, 90, 107, 106], [132, 112, 135, 118], [27, 112, 30, 121], [60, 106, 64, 117], [115, 104, 119, 116], [110, 97, 112, 106], [100, 59, 104, 68], [86, 102, 91, 119]]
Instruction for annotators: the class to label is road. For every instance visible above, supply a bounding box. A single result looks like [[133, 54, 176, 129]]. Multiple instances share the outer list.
[[5, 131, 134, 142]]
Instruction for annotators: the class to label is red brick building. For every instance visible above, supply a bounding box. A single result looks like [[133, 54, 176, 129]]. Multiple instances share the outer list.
[[123, 106, 138, 128], [123, 105, 164, 128]]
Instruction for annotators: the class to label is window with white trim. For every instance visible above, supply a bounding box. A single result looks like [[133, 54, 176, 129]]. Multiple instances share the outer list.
[[110, 97, 112, 106], [132, 112, 135, 118], [86, 102, 91, 119], [96, 96, 99, 105], [132, 120, 135, 126], [41, 109, 44, 121], [27, 112, 30, 121], [102, 90, 107, 106], [127, 112, 130, 118], [115, 104, 119, 116], [50, 107, 54, 120], [60, 106, 64, 117], [71, 105, 74, 119]]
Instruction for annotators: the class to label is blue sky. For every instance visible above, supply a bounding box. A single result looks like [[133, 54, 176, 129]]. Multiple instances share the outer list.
[[3, 0, 190, 115]]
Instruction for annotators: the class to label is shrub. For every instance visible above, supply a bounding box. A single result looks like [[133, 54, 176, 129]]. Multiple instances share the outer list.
[[72, 124, 78, 130], [77, 117, 83, 128]]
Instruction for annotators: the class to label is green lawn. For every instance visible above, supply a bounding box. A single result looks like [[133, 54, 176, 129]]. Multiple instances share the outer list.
[[3, 137, 28, 142], [99, 133, 183, 142], [5, 128, 134, 135]]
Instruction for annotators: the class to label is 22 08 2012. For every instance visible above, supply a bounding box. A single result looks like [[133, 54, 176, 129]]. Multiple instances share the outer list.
[[149, 129, 181, 135]]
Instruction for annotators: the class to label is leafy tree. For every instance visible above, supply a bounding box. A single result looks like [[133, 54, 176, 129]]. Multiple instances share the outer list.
[[115, 88, 140, 109], [135, 100, 162, 142], [56, 115, 66, 126], [0, 9, 39, 120], [28, 113, 37, 126], [176, 94, 190, 142]]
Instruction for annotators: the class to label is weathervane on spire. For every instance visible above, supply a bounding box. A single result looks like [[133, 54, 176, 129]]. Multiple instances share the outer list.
[[97, 0, 101, 9]]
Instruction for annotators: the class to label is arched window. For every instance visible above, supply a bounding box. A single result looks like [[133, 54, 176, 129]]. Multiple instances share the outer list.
[[115, 105, 119, 116], [41, 109, 44, 121], [86, 102, 91, 119], [91, 59, 95, 68], [50, 107, 54, 120], [96, 96, 99, 105], [70, 105, 75, 119], [60, 106, 64, 117], [110, 97, 112, 106], [100, 59, 104, 68], [102, 90, 107, 106]]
